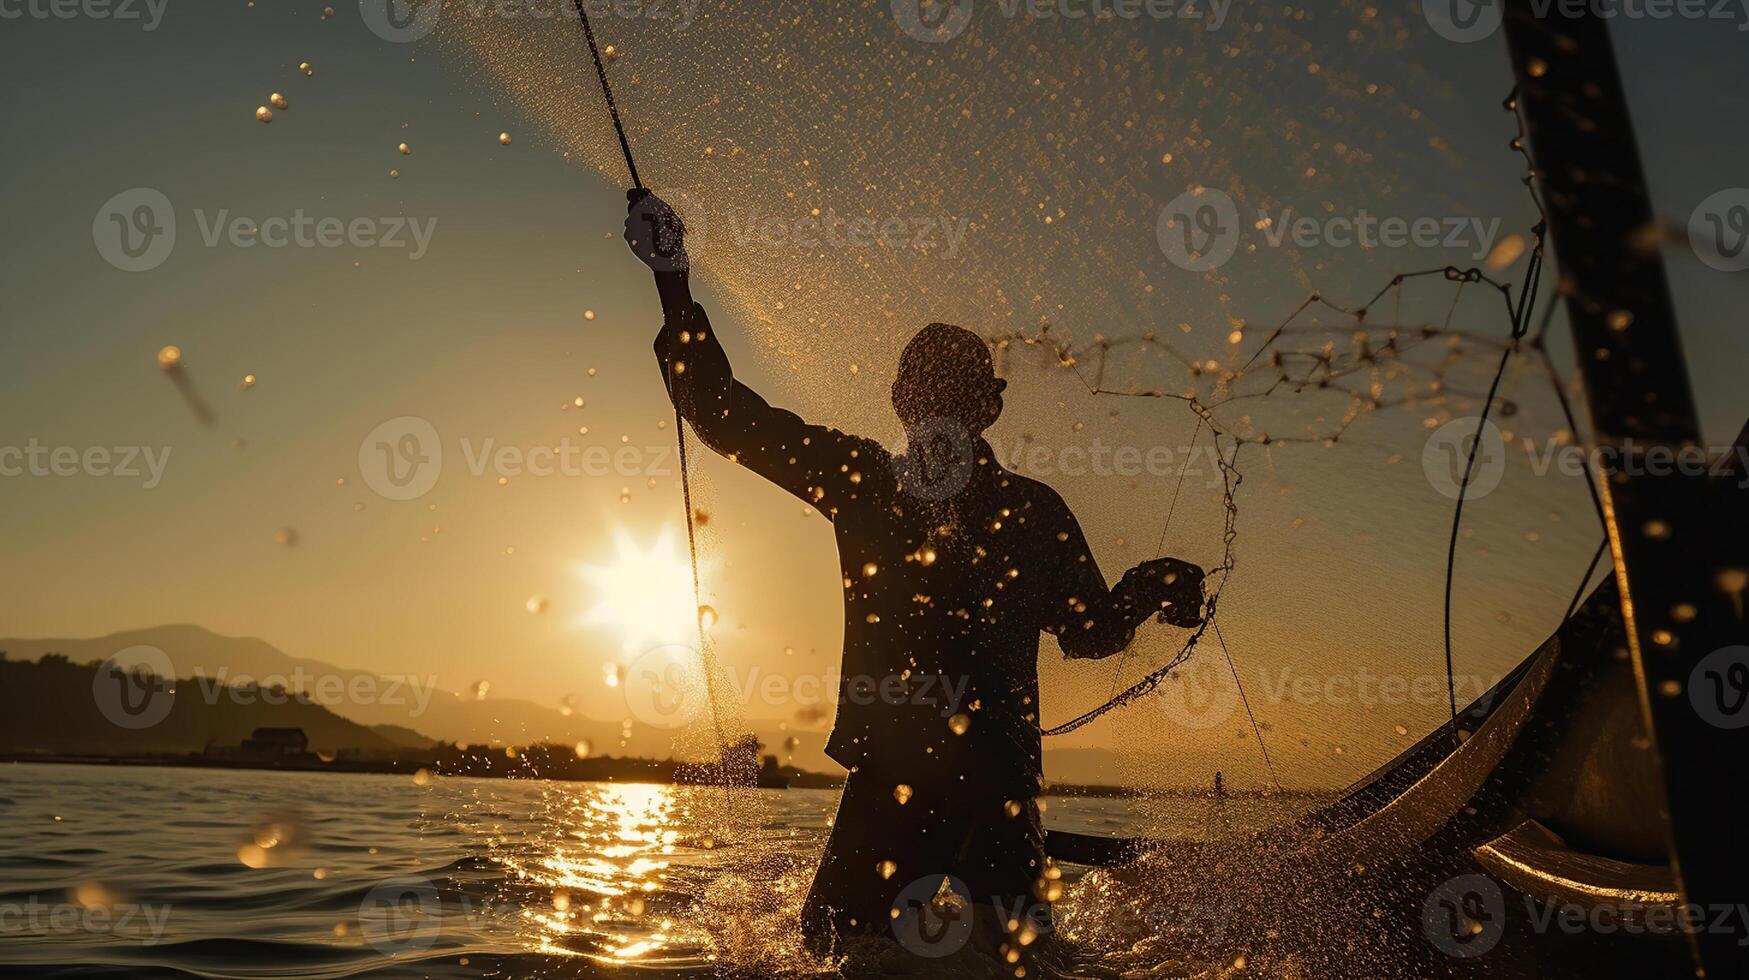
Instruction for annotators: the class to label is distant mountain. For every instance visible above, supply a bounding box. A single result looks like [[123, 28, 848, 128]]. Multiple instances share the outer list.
[[0, 654, 430, 755], [0, 626, 1208, 786], [0, 625, 629, 752]]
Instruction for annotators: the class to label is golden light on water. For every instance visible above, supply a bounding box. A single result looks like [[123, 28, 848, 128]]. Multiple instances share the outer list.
[[576, 526, 702, 653], [503, 783, 707, 964]]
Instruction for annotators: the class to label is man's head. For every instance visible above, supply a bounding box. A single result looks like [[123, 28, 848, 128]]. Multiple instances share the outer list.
[[892, 323, 1006, 436]]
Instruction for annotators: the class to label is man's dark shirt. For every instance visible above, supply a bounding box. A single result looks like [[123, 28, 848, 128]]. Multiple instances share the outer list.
[[656, 302, 1164, 802]]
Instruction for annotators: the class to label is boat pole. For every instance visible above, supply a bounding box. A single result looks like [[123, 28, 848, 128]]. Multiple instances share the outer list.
[[1502, 4, 1749, 974]]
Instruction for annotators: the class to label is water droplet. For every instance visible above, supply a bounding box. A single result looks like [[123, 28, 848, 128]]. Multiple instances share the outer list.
[[398, 142, 412, 156], [499, 131, 512, 146], [270, 93, 288, 110], [526, 595, 548, 614], [255, 106, 273, 123], [574, 740, 592, 759], [698, 604, 718, 630], [877, 859, 897, 879], [273, 527, 299, 547], [583, 309, 596, 321], [948, 713, 970, 735], [892, 783, 913, 805], [1485, 234, 1526, 270], [472, 680, 490, 700], [411, 768, 432, 786], [156, 345, 182, 370]]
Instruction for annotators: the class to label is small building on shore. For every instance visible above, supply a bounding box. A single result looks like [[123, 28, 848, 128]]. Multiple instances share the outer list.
[[239, 727, 309, 760]]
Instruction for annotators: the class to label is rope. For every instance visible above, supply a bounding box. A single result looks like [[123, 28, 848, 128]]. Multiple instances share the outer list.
[[1214, 621, 1282, 794], [1437, 89, 1546, 747], [571, 0, 641, 191], [570, 1, 733, 778]]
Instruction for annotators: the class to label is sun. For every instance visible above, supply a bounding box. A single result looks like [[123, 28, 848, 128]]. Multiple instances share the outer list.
[[576, 525, 702, 654]]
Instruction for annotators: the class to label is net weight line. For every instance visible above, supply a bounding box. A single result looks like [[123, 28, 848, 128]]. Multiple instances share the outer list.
[[569, 0, 737, 782]]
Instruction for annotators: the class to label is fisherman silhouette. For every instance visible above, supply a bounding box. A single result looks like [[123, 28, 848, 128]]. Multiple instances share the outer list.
[[624, 190, 1208, 958]]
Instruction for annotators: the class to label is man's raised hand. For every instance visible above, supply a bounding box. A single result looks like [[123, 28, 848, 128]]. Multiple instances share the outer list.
[[624, 189, 690, 273]]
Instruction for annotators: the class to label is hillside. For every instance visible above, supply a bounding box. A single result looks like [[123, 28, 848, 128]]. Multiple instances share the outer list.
[[0, 625, 624, 752], [0, 654, 432, 756]]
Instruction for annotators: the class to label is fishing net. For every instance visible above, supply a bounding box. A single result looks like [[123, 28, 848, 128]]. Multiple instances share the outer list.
[[437, 0, 1602, 844]]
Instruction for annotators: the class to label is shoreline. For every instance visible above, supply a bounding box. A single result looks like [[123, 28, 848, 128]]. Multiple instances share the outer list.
[[1, 753, 1324, 798]]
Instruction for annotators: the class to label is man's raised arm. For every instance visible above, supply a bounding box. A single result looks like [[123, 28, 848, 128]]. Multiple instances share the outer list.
[[624, 191, 873, 515]]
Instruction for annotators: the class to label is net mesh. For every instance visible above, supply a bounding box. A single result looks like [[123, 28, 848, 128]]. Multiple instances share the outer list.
[[436, 0, 1604, 802]]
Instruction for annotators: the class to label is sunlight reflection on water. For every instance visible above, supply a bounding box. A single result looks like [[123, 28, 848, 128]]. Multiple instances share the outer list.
[[0, 764, 1308, 977]]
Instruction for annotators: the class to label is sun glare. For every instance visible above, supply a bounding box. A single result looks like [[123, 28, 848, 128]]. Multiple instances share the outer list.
[[577, 526, 700, 654]]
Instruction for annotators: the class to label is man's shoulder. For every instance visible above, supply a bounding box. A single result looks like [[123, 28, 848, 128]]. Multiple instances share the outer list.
[[990, 466, 1074, 518]]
